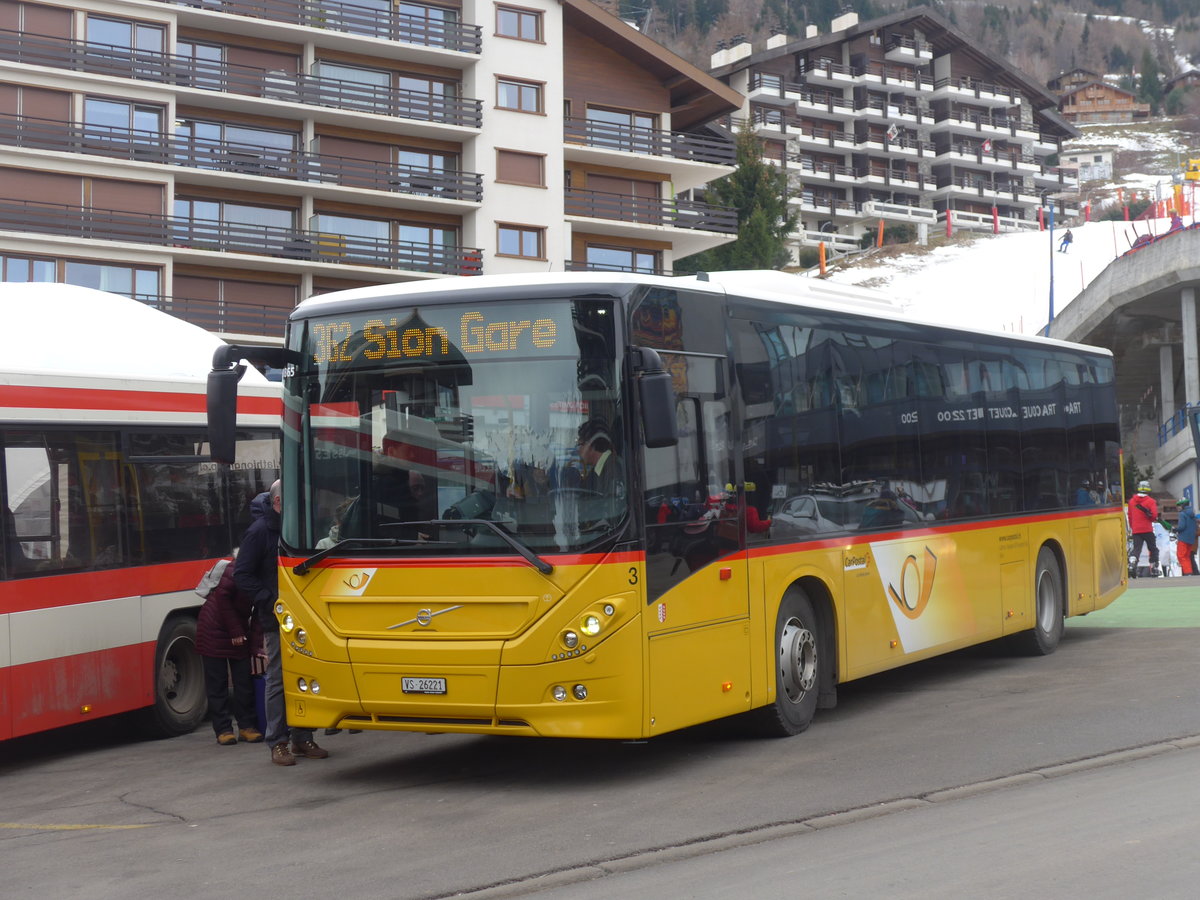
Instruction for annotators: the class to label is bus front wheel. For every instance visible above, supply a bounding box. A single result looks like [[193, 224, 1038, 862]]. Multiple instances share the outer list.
[[749, 590, 823, 737], [1008, 547, 1065, 656], [142, 614, 207, 737]]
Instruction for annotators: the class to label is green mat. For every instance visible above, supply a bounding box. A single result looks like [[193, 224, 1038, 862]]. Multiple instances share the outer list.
[[1068, 582, 1200, 628]]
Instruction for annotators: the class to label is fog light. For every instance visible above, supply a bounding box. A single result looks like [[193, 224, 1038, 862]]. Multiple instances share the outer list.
[[282, 614, 295, 633], [310, 680, 321, 694], [563, 630, 579, 649], [572, 684, 588, 700], [295, 628, 307, 645], [298, 678, 308, 692], [581, 615, 601, 636], [552, 685, 567, 701]]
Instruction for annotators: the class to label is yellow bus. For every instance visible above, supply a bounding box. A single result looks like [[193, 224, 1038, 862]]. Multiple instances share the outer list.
[[208, 271, 1126, 739]]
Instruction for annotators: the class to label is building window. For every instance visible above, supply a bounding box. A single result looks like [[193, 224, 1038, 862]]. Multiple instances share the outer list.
[[83, 97, 163, 137], [497, 5, 542, 41], [497, 224, 544, 259], [497, 78, 543, 113], [586, 245, 659, 274], [496, 149, 545, 186], [85, 15, 164, 52], [0, 254, 160, 300]]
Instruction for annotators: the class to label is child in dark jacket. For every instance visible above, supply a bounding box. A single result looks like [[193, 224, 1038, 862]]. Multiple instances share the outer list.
[[197, 560, 262, 745]]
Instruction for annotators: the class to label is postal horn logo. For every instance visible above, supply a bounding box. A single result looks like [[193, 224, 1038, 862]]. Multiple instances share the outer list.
[[887, 547, 938, 620]]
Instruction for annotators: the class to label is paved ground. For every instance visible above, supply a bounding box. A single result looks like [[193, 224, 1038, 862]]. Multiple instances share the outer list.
[[1071, 576, 1200, 628]]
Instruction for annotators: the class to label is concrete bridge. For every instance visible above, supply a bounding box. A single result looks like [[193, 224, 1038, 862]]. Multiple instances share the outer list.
[[1049, 227, 1200, 502]]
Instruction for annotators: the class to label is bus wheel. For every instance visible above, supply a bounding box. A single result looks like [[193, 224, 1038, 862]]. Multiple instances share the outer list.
[[143, 615, 207, 737], [1009, 547, 1065, 656], [748, 590, 823, 737]]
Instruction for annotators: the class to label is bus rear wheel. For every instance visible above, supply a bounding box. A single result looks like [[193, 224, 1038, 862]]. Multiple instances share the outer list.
[[748, 589, 823, 737], [1008, 547, 1065, 656], [142, 614, 207, 737]]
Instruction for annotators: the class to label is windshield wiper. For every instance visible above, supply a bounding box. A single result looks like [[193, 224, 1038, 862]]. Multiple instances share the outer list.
[[434, 518, 554, 575], [293, 537, 423, 576]]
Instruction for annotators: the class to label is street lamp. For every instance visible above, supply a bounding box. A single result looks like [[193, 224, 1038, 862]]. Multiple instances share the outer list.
[[1043, 191, 1056, 335]]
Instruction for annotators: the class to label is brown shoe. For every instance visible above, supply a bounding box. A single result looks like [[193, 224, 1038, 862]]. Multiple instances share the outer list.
[[291, 739, 329, 759], [217, 732, 237, 746], [239, 727, 264, 743], [271, 742, 296, 766]]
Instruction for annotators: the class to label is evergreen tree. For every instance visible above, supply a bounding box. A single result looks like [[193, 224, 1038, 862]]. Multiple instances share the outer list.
[[675, 125, 798, 274], [1138, 47, 1163, 112]]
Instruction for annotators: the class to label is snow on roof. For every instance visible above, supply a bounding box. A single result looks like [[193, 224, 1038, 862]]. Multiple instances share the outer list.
[[0, 282, 268, 383]]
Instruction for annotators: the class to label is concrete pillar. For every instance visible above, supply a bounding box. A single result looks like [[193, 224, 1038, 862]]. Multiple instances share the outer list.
[[1161, 342, 1175, 423], [1183, 286, 1199, 408]]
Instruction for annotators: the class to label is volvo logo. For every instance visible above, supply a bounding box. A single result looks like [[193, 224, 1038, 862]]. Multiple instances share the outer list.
[[387, 605, 463, 630]]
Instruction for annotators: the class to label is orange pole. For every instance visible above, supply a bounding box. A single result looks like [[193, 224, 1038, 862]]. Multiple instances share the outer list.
[[876, 218, 885, 247], [819, 241, 826, 276]]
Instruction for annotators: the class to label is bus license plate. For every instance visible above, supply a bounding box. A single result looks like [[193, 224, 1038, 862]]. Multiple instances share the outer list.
[[402, 677, 447, 695]]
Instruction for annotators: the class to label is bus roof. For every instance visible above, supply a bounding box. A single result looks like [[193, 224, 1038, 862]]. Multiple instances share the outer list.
[[293, 271, 1111, 358], [0, 282, 272, 384]]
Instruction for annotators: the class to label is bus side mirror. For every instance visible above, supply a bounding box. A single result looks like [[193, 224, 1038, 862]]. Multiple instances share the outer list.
[[633, 346, 678, 449], [207, 365, 244, 464]]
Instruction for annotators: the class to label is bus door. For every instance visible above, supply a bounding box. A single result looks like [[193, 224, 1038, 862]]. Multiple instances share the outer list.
[[641, 353, 751, 734]]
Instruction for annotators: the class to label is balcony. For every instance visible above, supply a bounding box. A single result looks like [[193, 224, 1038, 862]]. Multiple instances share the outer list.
[[856, 132, 935, 157], [857, 62, 934, 96], [150, 0, 482, 54], [564, 259, 668, 276], [0, 30, 483, 128], [861, 165, 936, 192], [930, 76, 1018, 108], [801, 57, 858, 87], [0, 198, 484, 275], [792, 157, 860, 187], [855, 97, 928, 125], [779, 120, 856, 151], [933, 176, 1040, 206], [793, 89, 856, 121], [0, 114, 483, 202], [884, 36, 933, 64], [790, 191, 863, 221], [564, 189, 736, 235], [135, 292, 293, 336]]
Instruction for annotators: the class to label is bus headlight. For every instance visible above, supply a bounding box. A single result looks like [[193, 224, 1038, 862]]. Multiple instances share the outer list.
[[275, 601, 285, 616], [563, 630, 579, 649], [310, 680, 321, 694], [581, 615, 601, 637], [298, 678, 308, 692], [295, 629, 307, 645], [572, 684, 588, 700], [552, 685, 568, 701], [282, 614, 295, 633]]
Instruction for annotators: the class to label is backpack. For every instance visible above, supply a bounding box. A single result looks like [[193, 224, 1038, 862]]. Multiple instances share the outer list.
[[195, 558, 232, 599]]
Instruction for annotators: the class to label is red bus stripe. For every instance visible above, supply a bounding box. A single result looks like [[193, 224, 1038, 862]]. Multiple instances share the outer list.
[[0, 385, 279, 417], [0, 560, 215, 615]]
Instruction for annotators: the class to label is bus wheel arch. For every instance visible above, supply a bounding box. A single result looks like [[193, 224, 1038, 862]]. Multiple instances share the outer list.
[[746, 578, 837, 737], [140, 612, 207, 738], [1008, 543, 1066, 656]]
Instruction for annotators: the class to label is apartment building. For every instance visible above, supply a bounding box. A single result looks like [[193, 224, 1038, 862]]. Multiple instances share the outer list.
[[0, 0, 741, 341], [708, 6, 1078, 255]]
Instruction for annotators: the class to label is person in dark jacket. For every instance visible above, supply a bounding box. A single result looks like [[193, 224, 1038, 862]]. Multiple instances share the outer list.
[[197, 558, 262, 745], [235, 481, 328, 766]]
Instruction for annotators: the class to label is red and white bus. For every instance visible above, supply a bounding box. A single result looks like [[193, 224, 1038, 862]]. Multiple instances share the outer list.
[[0, 283, 279, 741]]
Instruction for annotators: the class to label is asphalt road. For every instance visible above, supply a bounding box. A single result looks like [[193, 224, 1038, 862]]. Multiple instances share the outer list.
[[2, 580, 1199, 899]]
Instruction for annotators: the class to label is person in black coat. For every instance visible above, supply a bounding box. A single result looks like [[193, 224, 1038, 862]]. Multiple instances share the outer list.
[[196, 559, 261, 745], [235, 481, 327, 766]]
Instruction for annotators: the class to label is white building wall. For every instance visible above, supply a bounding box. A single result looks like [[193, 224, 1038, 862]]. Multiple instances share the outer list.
[[461, 0, 565, 274]]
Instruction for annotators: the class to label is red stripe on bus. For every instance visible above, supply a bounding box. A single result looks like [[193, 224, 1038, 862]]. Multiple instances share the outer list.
[[0, 560, 214, 615], [0, 385, 279, 417], [281, 549, 644, 570], [5, 642, 153, 739]]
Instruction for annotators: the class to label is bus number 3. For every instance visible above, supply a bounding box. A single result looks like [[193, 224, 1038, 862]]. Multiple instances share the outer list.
[[628, 567, 638, 585]]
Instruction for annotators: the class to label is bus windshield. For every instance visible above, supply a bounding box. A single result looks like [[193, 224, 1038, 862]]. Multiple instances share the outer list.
[[286, 296, 625, 556]]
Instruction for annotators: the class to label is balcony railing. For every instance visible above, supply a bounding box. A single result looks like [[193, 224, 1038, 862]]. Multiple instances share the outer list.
[[563, 117, 735, 166], [0, 198, 483, 275], [564, 189, 737, 234], [132, 292, 293, 335], [0, 113, 483, 201], [564, 259, 668, 276], [150, 0, 482, 53], [0, 30, 483, 127]]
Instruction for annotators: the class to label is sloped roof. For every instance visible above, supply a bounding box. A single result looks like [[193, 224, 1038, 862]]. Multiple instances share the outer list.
[[560, 0, 743, 131]]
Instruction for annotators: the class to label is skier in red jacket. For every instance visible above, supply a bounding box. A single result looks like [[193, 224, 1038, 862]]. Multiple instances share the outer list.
[[1128, 480, 1161, 577]]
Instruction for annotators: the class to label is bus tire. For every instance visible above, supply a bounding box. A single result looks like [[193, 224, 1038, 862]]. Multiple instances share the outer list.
[[142, 614, 207, 737], [1009, 547, 1065, 656], [748, 589, 823, 737]]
